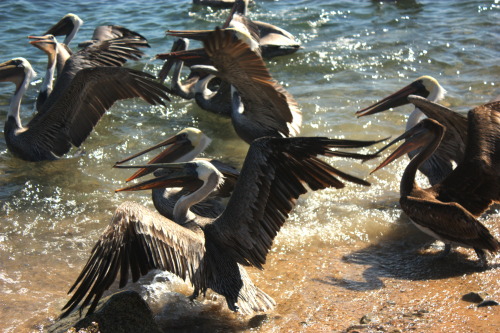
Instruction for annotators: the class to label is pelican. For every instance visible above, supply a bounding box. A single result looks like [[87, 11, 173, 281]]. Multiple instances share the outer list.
[[157, 38, 232, 117], [60, 135, 381, 317], [356, 76, 470, 185], [158, 28, 302, 144], [44, 13, 149, 49], [0, 58, 170, 161], [114, 127, 240, 219], [371, 95, 500, 263], [170, 0, 301, 59], [158, 0, 300, 116], [28, 32, 148, 115]]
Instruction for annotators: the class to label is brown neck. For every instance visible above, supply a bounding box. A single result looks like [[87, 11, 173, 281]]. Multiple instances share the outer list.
[[400, 126, 444, 196]]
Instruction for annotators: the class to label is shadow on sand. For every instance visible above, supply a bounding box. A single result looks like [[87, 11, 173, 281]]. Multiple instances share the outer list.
[[315, 213, 499, 292]]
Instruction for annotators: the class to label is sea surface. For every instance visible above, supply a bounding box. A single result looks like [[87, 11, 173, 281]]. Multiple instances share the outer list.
[[0, 0, 498, 332]]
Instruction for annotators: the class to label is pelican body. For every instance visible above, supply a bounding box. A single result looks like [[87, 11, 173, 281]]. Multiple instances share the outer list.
[[0, 58, 170, 161], [372, 96, 500, 263], [61, 135, 382, 317]]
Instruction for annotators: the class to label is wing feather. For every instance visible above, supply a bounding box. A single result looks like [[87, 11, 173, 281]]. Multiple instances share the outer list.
[[25, 67, 170, 159], [60, 201, 205, 318], [210, 137, 376, 268], [203, 28, 301, 138], [437, 101, 500, 215]]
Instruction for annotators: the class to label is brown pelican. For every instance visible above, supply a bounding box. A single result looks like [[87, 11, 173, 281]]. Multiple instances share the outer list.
[[158, 28, 302, 144], [371, 95, 500, 263], [60, 135, 380, 317], [157, 38, 232, 117], [44, 13, 149, 50], [356, 76, 469, 185], [158, 0, 300, 116], [171, 0, 301, 59], [0, 58, 170, 161], [114, 127, 240, 219], [28, 32, 148, 115]]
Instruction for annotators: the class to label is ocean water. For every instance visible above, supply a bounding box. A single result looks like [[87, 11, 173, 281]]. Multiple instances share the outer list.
[[0, 0, 498, 332]]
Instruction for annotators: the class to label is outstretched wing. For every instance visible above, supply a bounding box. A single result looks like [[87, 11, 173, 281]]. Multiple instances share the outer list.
[[210, 136, 379, 269], [25, 66, 170, 159], [203, 28, 301, 138], [78, 25, 150, 48], [438, 101, 500, 215], [60, 201, 205, 318]]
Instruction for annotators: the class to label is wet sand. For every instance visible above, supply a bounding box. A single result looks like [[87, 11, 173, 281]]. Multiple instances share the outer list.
[[16, 207, 499, 333], [145, 214, 500, 333]]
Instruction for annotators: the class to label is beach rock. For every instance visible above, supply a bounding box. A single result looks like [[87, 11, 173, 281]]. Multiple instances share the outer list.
[[360, 313, 377, 324], [477, 300, 499, 308], [462, 291, 488, 303], [46, 291, 162, 333]]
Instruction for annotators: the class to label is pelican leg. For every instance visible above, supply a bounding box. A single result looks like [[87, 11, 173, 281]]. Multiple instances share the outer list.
[[474, 248, 488, 266], [189, 288, 200, 302], [439, 243, 452, 257]]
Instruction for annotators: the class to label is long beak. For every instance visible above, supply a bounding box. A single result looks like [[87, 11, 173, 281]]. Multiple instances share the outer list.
[[114, 134, 195, 182], [0, 60, 16, 71], [370, 125, 429, 174], [44, 17, 72, 36], [0, 60, 21, 83], [167, 29, 214, 41], [356, 80, 429, 117], [115, 163, 191, 192], [155, 47, 207, 61], [28, 35, 53, 44], [158, 38, 188, 83]]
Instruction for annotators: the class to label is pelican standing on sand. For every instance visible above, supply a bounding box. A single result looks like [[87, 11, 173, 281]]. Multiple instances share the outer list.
[[371, 95, 500, 263], [60, 135, 381, 317], [356, 75, 469, 185], [0, 58, 170, 161]]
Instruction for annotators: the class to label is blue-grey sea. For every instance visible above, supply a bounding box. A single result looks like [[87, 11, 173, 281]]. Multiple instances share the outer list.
[[0, 1, 498, 332]]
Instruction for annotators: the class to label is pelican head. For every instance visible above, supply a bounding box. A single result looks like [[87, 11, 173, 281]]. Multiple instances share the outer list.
[[371, 118, 445, 174], [114, 127, 212, 181], [29, 34, 59, 62], [115, 160, 220, 193], [0, 58, 36, 89], [356, 75, 446, 117], [44, 13, 83, 45]]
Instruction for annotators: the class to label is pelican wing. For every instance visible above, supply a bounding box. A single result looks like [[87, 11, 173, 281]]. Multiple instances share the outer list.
[[203, 28, 301, 137], [78, 25, 149, 47], [39, 35, 151, 116], [438, 101, 500, 215], [211, 137, 375, 269], [408, 95, 468, 165], [64, 36, 148, 75], [61, 201, 205, 318], [401, 196, 499, 252], [26, 67, 170, 159]]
